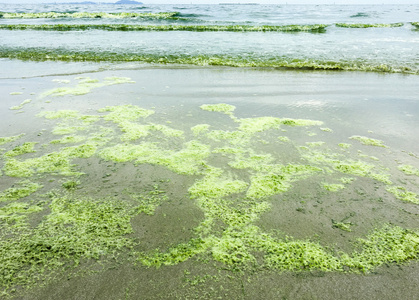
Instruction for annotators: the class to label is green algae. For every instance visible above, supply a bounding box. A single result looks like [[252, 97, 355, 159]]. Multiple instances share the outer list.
[[247, 164, 321, 198], [323, 183, 345, 192], [0, 23, 329, 33], [10, 99, 31, 110], [0, 11, 180, 19], [3, 143, 97, 177], [278, 136, 290, 143], [40, 77, 134, 99], [2, 47, 416, 75], [0, 202, 44, 231], [200, 103, 236, 114], [320, 127, 333, 132], [62, 180, 79, 191], [340, 225, 419, 272], [0, 134, 24, 146], [50, 135, 86, 144], [306, 141, 325, 147], [0, 194, 135, 293], [138, 238, 208, 267], [350, 135, 387, 147], [332, 221, 353, 232], [189, 168, 248, 199], [131, 185, 168, 215], [99, 105, 154, 122], [386, 186, 419, 204], [338, 143, 352, 149], [191, 124, 210, 136], [0, 180, 43, 202], [3, 142, 37, 157], [1, 98, 419, 295], [336, 22, 404, 28], [398, 164, 419, 176], [100, 140, 210, 175], [38, 110, 79, 119], [9, 92, 22, 95]]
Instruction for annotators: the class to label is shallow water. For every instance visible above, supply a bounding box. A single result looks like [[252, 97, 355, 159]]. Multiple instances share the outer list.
[[1, 62, 418, 299]]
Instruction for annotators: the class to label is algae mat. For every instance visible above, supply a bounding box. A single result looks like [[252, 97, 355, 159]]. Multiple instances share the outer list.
[[1, 67, 419, 299]]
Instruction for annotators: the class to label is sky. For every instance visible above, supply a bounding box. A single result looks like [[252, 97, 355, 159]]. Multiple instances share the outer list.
[[0, 0, 418, 4]]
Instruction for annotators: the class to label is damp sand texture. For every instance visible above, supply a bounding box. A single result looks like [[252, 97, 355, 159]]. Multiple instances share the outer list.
[[1, 70, 419, 299]]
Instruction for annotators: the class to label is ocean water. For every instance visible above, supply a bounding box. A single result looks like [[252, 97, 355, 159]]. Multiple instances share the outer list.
[[1, 3, 419, 73], [1, 4, 419, 300]]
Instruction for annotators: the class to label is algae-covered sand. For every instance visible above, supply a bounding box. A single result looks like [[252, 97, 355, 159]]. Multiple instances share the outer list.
[[1, 68, 419, 299]]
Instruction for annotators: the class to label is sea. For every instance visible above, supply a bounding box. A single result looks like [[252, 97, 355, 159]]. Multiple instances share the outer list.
[[1, 3, 419, 300]]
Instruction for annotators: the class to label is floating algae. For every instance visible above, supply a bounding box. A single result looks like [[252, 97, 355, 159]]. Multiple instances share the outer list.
[[323, 183, 345, 192], [350, 135, 387, 147], [3, 142, 37, 158], [200, 103, 236, 115], [1, 47, 417, 74], [398, 164, 419, 177], [386, 186, 419, 204], [9, 99, 31, 110], [1, 97, 419, 296], [0, 134, 24, 146], [336, 22, 404, 28], [39, 77, 134, 99], [0, 180, 42, 202], [50, 135, 86, 144], [0, 194, 135, 293], [0, 23, 329, 33], [3, 143, 97, 177], [0, 11, 180, 19]]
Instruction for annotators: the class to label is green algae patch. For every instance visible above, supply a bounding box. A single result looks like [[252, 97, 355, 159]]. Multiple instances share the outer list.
[[50, 135, 86, 144], [0, 11, 181, 19], [200, 103, 236, 115], [9, 92, 23, 95], [10, 99, 31, 110], [138, 238, 208, 267], [2, 47, 417, 75], [62, 180, 80, 191], [0, 23, 328, 33], [341, 225, 419, 272], [189, 168, 248, 199], [238, 117, 282, 134], [320, 127, 333, 132], [278, 136, 290, 142], [0, 180, 43, 202], [131, 185, 168, 216], [0, 194, 135, 293], [38, 110, 79, 119], [398, 164, 419, 177], [338, 143, 352, 149], [323, 183, 345, 192], [191, 124, 210, 136], [100, 141, 210, 175], [0, 202, 44, 231], [332, 221, 353, 232], [40, 77, 134, 99], [236, 116, 322, 135], [3, 142, 37, 157], [99, 105, 154, 122], [0, 134, 24, 146], [336, 23, 404, 28], [386, 186, 419, 204], [246, 164, 321, 198], [350, 135, 387, 147], [3, 143, 97, 177]]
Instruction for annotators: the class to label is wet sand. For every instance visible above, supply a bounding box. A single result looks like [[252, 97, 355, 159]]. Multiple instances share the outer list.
[[1, 63, 418, 299]]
